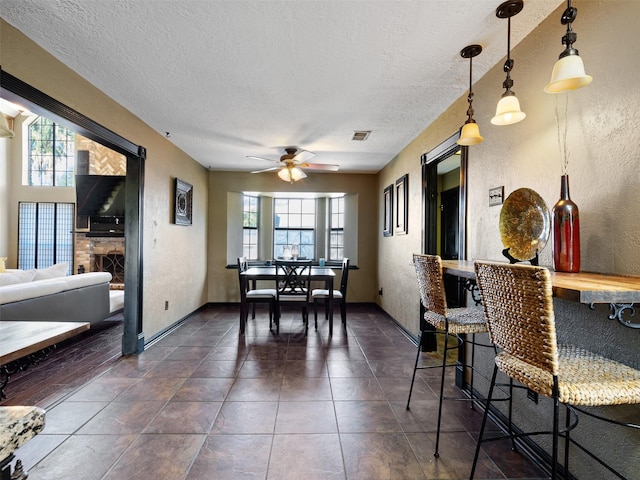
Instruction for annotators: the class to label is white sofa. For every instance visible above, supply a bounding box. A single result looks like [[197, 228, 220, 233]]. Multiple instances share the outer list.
[[0, 264, 113, 325]]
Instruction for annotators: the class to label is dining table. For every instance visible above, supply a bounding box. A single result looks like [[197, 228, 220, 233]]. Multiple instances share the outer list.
[[239, 266, 336, 334]]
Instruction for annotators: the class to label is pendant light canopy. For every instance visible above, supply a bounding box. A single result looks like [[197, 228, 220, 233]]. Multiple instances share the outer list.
[[491, 0, 526, 126], [544, 0, 592, 93], [457, 44, 484, 146]]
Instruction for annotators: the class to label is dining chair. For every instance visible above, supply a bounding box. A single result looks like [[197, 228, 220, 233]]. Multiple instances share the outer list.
[[274, 259, 312, 332], [237, 257, 277, 333], [407, 254, 506, 458], [471, 261, 640, 480], [312, 257, 349, 332]]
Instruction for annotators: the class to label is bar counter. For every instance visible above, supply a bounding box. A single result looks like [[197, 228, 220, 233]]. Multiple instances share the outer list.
[[441, 259, 640, 304]]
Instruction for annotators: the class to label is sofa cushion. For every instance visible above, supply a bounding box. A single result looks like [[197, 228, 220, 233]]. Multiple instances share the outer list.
[[32, 262, 69, 280], [0, 257, 6, 273], [0, 270, 37, 287], [63, 272, 112, 289], [0, 279, 67, 304]]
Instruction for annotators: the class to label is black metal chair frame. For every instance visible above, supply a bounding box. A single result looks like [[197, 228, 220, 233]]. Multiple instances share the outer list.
[[471, 261, 640, 480], [313, 257, 349, 331], [407, 254, 512, 458], [237, 256, 277, 333], [274, 260, 313, 333]]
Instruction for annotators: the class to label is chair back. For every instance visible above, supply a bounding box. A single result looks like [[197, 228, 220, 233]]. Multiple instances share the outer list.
[[275, 260, 312, 302], [412, 254, 447, 317], [339, 257, 350, 299], [237, 256, 248, 300], [474, 261, 559, 376]]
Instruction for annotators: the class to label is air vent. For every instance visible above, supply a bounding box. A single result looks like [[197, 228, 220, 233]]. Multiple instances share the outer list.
[[352, 130, 371, 141]]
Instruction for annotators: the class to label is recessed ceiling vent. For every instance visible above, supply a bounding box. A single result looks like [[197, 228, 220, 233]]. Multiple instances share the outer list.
[[352, 130, 371, 141]]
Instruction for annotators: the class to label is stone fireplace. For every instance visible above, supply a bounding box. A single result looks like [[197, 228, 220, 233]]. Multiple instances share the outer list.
[[75, 236, 125, 287]]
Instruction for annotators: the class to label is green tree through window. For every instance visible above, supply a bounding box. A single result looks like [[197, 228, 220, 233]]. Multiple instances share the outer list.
[[29, 116, 75, 186]]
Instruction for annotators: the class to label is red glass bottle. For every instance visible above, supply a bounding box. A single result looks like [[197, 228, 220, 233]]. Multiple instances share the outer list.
[[552, 175, 580, 272]]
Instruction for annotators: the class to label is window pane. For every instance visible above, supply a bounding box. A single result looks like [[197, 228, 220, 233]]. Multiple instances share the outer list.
[[273, 198, 316, 259], [242, 195, 259, 259], [18, 202, 74, 272], [301, 213, 314, 228], [288, 199, 302, 214], [29, 116, 75, 187], [301, 199, 315, 214], [274, 198, 289, 213]]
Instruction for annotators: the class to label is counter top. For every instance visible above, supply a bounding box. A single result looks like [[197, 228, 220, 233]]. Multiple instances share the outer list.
[[441, 260, 640, 304]]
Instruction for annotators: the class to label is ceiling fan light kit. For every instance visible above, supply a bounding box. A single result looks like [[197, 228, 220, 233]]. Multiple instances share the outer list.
[[248, 147, 339, 183]]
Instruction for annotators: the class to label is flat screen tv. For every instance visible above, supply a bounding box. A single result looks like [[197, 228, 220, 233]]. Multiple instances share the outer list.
[[75, 175, 126, 217]]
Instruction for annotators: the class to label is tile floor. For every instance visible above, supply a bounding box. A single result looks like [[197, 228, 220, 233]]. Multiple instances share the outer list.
[[8, 304, 547, 479]]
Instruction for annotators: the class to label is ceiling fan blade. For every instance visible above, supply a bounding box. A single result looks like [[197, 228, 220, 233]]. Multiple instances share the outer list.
[[247, 155, 278, 163], [251, 166, 281, 174], [292, 150, 315, 163], [300, 162, 339, 172]]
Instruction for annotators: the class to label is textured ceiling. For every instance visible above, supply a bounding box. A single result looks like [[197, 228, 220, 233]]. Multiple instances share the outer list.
[[1, 0, 562, 173]]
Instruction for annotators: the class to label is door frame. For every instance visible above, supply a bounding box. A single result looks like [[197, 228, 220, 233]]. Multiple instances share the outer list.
[[1, 69, 145, 355], [421, 131, 467, 260]]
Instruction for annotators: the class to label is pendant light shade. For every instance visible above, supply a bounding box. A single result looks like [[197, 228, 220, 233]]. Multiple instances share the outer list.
[[492, 92, 526, 126], [458, 121, 484, 146], [545, 54, 592, 93], [457, 44, 484, 146], [491, 0, 525, 126], [0, 114, 15, 138], [544, 0, 592, 93]]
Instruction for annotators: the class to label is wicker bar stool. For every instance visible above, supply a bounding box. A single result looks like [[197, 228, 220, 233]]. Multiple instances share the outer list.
[[407, 254, 508, 458], [471, 261, 640, 480]]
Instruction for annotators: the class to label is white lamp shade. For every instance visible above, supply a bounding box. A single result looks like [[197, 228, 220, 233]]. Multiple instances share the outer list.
[[457, 122, 484, 146], [0, 114, 15, 138], [544, 54, 593, 93], [290, 166, 307, 181], [277, 167, 292, 182], [277, 166, 307, 182], [491, 94, 526, 126]]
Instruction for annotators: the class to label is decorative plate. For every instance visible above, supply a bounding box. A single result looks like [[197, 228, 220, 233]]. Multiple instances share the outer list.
[[499, 188, 551, 262]]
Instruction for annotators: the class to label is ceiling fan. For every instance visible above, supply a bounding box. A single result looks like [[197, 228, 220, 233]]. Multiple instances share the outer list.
[[248, 147, 339, 183]]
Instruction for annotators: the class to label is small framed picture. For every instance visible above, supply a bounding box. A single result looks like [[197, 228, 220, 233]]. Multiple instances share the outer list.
[[395, 174, 408, 235], [383, 184, 393, 237], [174, 178, 193, 225]]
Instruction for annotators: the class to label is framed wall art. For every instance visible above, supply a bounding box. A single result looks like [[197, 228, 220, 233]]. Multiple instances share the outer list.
[[383, 184, 393, 237], [174, 178, 193, 225], [395, 174, 408, 235]]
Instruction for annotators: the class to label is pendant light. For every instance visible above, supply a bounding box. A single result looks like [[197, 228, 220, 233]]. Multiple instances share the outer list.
[[457, 44, 484, 146], [544, 0, 592, 93], [491, 0, 526, 126]]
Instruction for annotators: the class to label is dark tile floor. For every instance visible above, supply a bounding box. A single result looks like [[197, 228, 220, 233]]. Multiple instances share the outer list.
[[5, 304, 547, 479]]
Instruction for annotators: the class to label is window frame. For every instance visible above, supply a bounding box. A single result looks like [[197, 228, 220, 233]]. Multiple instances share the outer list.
[[27, 116, 76, 187], [273, 197, 316, 260], [242, 195, 259, 260], [18, 201, 75, 274], [328, 196, 345, 261]]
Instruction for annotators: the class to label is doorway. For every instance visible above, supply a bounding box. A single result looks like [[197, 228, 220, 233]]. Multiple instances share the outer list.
[[419, 132, 468, 350], [1, 70, 145, 355]]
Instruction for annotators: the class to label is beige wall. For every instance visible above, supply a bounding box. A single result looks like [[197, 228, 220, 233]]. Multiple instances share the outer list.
[[1, 20, 209, 340], [207, 171, 378, 306], [377, 2, 640, 477]]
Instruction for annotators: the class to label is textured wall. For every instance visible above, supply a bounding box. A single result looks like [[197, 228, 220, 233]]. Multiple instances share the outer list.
[[378, 2, 640, 477], [1, 20, 210, 340], [207, 171, 378, 306]]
